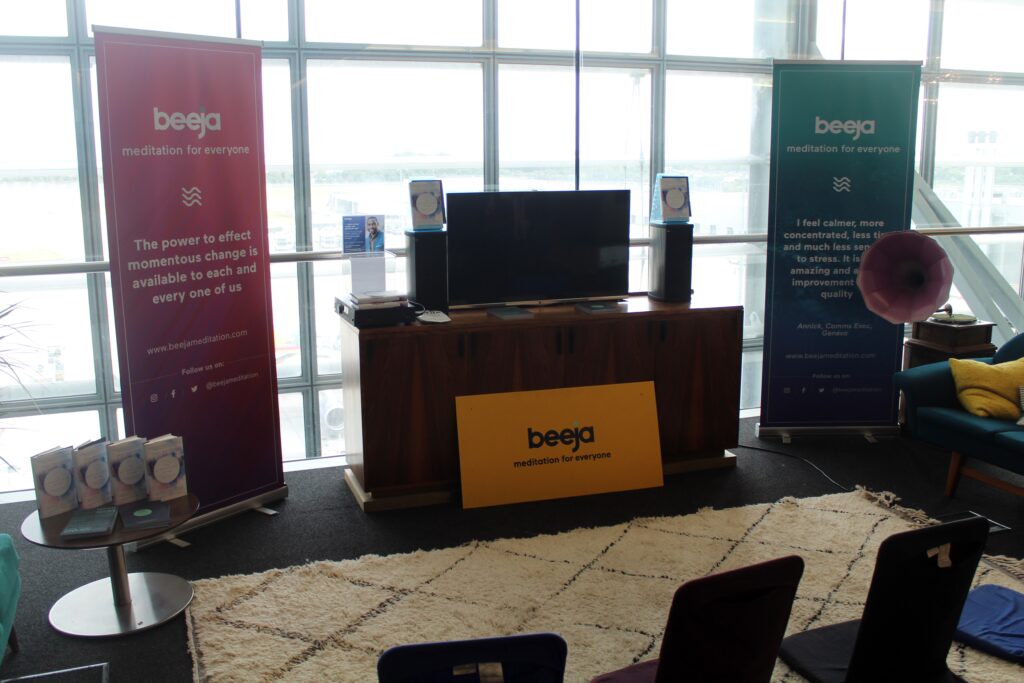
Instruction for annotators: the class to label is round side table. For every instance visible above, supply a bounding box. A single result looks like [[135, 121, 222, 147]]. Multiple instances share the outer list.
[[21, 494, 199, 638]]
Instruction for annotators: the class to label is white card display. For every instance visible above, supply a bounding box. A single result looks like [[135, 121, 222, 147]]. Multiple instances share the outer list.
[[652, 174, 691, 222], [107, 436, 149, 505], [73, 439, 113, 509], [31, 446, 78, 519], [409, 179, 445, 229], [143, 434, 188, 501]]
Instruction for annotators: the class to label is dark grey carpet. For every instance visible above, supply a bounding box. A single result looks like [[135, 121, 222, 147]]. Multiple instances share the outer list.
[[0, 417, 1021, 682]]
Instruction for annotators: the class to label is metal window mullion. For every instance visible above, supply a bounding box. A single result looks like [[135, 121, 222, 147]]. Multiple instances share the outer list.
[[484, 55, 499, 190], [918, 0, 944, 184], [483, 0, 498, 189], [651, 0, 667, 182]]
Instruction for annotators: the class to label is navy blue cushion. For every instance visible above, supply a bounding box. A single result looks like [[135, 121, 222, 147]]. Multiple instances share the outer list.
[[956, 584, 1024, 664]]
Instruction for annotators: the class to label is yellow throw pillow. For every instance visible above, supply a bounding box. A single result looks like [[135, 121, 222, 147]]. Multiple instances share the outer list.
[[949, 357, 1024, 420]]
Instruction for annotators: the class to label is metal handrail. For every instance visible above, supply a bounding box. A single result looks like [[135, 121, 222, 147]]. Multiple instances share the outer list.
[[2, 225, 1023, 278]]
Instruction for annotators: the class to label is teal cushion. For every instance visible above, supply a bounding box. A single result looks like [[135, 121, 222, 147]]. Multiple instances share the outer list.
[[0, 533, 20, 662], [986, 432, 1024, 476]]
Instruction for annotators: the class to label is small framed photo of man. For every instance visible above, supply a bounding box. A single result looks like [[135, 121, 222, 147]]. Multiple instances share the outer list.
[[365, 215, 385, 252]]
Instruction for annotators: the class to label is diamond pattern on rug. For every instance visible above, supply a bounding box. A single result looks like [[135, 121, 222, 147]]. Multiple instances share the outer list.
[[187, 490, 1024, 683]]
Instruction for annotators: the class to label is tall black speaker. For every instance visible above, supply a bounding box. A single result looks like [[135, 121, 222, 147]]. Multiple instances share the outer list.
[[648, 222, 693, 302], [406, 229, 448, 311]]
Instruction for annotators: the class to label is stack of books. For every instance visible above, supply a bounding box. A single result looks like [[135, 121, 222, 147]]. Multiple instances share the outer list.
[[336, 290, 417, 328]]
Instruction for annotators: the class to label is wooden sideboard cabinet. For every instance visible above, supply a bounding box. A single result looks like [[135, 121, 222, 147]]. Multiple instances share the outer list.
[[339, 297, 743, 510]]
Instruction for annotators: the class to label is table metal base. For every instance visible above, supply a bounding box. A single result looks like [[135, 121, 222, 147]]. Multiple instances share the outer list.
[[49, 572, 194, 637]]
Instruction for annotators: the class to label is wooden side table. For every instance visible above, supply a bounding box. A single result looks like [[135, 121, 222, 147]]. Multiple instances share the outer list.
[[20, 494, 198, 638], [903, 319, 996, 369]]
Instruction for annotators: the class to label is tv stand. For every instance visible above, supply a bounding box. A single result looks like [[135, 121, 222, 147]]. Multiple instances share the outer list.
[[339, 296, 742, 510]]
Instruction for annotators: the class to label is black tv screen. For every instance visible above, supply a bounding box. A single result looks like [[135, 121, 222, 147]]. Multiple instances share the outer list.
[[446, 189, 631, 309]]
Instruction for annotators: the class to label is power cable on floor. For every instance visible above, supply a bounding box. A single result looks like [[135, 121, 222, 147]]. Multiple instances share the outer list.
[[737, 443, 853, 492]]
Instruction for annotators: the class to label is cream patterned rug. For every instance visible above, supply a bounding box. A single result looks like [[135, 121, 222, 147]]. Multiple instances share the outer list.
[[187, 490, 1024, 682]]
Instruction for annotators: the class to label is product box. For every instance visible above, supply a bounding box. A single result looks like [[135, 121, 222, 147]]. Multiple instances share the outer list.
[[409, 179, 445, 229], [652, 174, 691, 223], [30, 445, 78, 519], [342, 215, 386, 253], [107, 436, 149, 506], [72, 438, 113, 510], [143, 434, 188, 502]]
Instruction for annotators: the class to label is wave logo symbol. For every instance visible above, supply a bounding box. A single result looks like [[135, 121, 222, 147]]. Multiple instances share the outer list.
[[832, 177, 852, 192], [181, 186, 203, 207]]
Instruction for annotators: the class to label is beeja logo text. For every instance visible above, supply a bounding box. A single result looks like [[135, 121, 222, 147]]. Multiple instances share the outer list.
[[528, 425, 595, 453], [814, 116, 876, 141], [153, 107, 221, 139]]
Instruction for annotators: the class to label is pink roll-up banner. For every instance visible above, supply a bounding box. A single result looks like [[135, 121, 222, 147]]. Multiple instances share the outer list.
[[95, 28, 285, 515]]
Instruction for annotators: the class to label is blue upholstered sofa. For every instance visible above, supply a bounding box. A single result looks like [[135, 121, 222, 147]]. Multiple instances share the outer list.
[[895, 333, 1024, 497], [0, 533, 20, 665]]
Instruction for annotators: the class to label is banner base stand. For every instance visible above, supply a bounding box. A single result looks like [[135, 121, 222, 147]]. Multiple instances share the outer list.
[[134, 485, 289, 550], [756, 424, 900, 443]]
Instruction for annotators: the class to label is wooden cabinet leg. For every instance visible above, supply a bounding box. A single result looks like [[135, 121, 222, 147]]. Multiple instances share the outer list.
[[945, 452, 964, 497]]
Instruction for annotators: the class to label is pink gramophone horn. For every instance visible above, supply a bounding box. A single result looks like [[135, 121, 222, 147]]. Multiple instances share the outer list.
[[856, 231, 954, 324]]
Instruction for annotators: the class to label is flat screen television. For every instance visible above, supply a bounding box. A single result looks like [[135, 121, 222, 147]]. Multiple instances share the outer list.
[[445, 189, 631, 309]]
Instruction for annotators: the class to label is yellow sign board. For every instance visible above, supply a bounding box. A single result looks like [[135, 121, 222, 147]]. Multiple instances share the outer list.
[[455, 381, 663, 509]]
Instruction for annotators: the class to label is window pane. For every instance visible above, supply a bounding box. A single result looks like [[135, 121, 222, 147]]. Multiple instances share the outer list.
[[664, 71, 771, 235], [106, 275, 121, 393], [306, 60, 483, 251], [741, 348, 762, 410], [628, 246, 648, 294], [580, 67, 651, 238], [499, 65, 576, 190], [498, 0, 575, 50], [0, 411, 102, 493], [0, 57, 83, 264], [667, 0, 792, 59], [0, 0, 67, 36], [86, 0, 236, 38], [278, 391, 306, 461], [933, 83, 1024, 228], [499, 1, 651, 52], [499, 65, 651, 237], [304, 0, 481, 46], [0, 276, 97, 402], [90, 57, 110, 260], [312, 258, 407, 377], [815, 0, 929, 61], [581, 0, 651, 53], [319, 388, 345, 456], [272, 263, 301, 379], [942, 0, 1024, 72], [263, 59, 297, 254], [240, 0, 288, 42]]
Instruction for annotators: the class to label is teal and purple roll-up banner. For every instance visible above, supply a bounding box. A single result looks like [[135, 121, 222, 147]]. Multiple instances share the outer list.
[[759, 61, 920, 436], [96, 28, 286, 514]]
